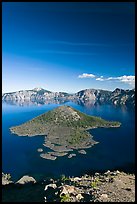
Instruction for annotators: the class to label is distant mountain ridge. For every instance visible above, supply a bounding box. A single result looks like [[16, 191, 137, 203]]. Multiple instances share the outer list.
[[2, 87, 135, 107], [2, 87, 71, 102], [74, 88, 135, 107]]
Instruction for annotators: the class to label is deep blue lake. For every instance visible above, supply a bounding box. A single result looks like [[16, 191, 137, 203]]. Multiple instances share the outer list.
[[2, 102, 135, 182]]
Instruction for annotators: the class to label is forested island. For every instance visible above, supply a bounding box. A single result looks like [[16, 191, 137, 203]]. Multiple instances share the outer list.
[[10, 106, 121, 160]]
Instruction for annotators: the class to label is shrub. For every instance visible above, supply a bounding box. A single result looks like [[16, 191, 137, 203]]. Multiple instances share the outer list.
[[61, 174, 69, 182], [90, 178, 100, 189], [60, 194, 71, 202]]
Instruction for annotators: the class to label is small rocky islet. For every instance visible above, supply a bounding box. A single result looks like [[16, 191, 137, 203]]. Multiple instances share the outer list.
[[10, 105, 121, 160]]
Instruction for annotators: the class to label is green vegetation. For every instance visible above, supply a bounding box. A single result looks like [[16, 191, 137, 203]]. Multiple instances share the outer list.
[[90, 177, 100, 189], [4, 173, 11, 180], [61, 174, 70, 182], [66, 129, 89, 145], [60, 194, 71, 202]]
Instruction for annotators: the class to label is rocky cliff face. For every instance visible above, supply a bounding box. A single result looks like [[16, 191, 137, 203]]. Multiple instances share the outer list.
[[2, 88, 71, 103], [2, 87, 135, 107], [73, 88, 135, 107], [74, 89, 112, 104], [109, 88, 135, 106]]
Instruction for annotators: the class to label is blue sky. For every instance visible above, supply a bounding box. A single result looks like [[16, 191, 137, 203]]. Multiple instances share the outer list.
[[2, 2, 135, 93]]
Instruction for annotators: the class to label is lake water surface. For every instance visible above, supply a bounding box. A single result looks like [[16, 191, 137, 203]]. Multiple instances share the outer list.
[[2, 102, 135, 181]]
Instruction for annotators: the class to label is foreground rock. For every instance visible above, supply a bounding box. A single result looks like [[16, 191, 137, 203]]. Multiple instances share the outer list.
[[45, 183, 57, 191], [2, 171, 135, 202], [43, 170, 135, 202], [16, 176, 36, 184], [2, 173, 13, 185], [95, 172, 135, 202]]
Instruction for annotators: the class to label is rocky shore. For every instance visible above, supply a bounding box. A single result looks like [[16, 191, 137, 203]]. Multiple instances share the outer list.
[[2, 170, 135, 202], [43, 170, 135, 202]]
